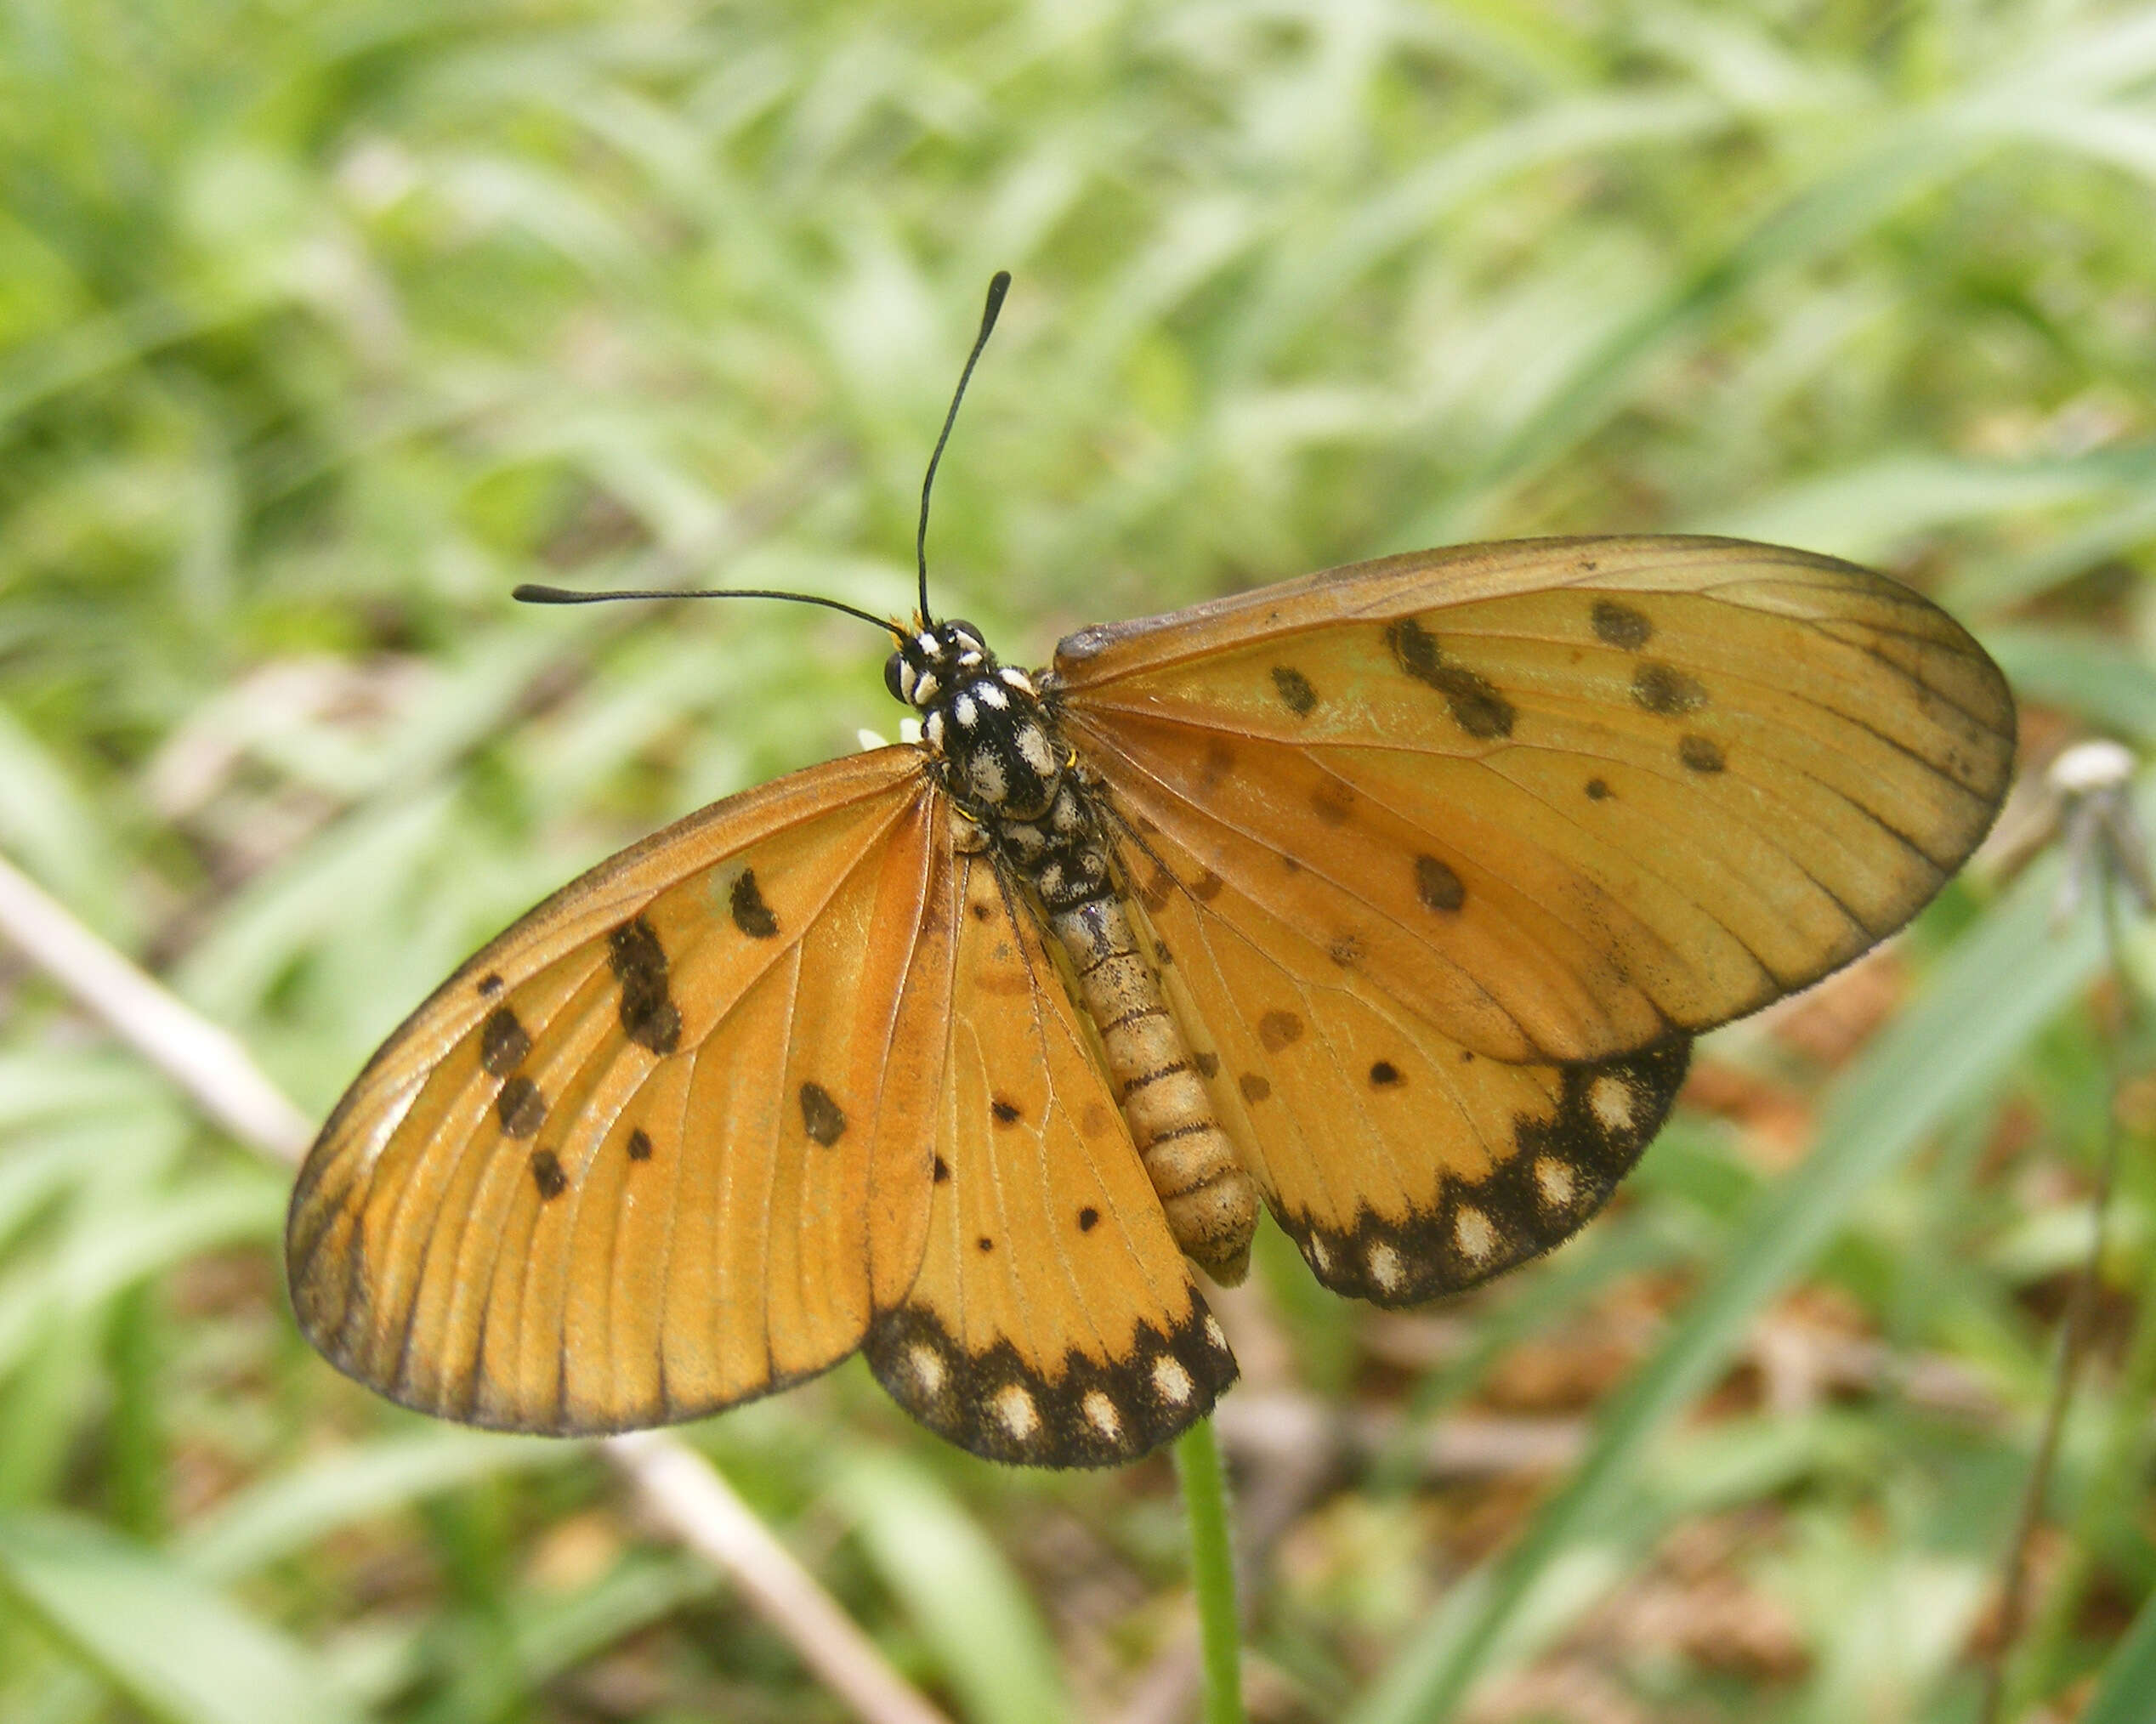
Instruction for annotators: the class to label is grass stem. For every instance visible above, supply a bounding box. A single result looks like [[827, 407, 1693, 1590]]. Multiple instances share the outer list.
[[1177, 1417, 1245, 1724]]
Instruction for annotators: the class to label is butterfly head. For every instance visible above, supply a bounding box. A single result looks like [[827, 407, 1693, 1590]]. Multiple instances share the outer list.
[[887, 621, 1060, 819]]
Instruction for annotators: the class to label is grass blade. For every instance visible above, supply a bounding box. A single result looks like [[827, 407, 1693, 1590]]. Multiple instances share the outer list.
[[0, 1511, 362, 1724]]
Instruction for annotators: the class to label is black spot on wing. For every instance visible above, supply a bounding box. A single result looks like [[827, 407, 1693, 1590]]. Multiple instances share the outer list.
[[799, 1081, 847, 1146], [1632, 662, 1707, 716], [1679, 734, 1726, 774], [1416, 853, 1465, 912], [1274, 1037, 1691, 1307], [529, 1148, 568, 1199], [626, 1126, 654, 1162], [1310, 782, 1354, 825], [477, 973, 504, 997], [1383, 615, 1516, 739], [1240, 1072, 1271, 1103], [1586, 778, 1613, 801], [1271, 665, 1318, 716], [497, 1076, 547, 1137], [729, 868, 780, 938], [1591, 600, 1653, 649], [1257, 1010, 1302, 1051], [990, 1097, 1023, 1125], [479, 1007, 530, 1077], [1137, 861, 1177, 914], [864, 1301, 1237, 1468], [1369, 1061, 1403, 1087], [1078, 1206, 1099, 1231], [608, 916, 682, 1054]]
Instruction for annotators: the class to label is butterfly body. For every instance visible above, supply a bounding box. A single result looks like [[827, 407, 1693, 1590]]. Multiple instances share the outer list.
[[291, 535, 2014, 1466], [888, 620, 1263, 1282]]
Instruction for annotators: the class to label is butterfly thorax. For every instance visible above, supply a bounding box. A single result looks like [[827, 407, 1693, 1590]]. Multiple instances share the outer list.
[[888, 620, 1065, 821], [889, 618, 1261, 1283]]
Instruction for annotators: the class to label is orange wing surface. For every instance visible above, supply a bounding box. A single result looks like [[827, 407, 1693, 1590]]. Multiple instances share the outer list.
[[287, 747, 955, 1434], [866, 848, 1236, 1465], [1056, 535, 2014, 1068]]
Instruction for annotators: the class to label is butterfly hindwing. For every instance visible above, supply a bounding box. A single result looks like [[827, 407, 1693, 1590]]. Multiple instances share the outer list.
[[1110, 814, 1689, 1304], [287, 748, 954, 1434], [1056, 536, 2015, 1067], [865, 848, 1237, 1466]]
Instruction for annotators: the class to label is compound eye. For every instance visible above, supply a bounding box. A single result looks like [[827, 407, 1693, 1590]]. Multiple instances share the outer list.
[[883, 651, 909, 704]]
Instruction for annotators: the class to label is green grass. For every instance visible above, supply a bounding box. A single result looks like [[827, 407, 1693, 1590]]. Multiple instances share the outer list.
[[4, 2, 2156, 1719]]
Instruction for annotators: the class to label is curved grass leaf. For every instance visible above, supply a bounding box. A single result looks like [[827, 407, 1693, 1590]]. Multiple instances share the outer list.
[[839, 1451, 1073, 1724], [0, 1511, 361, 1724]]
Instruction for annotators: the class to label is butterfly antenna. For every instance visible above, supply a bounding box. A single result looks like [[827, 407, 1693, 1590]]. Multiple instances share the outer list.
[[513, 583, 899, 635], [916, 269, 1011, 627]]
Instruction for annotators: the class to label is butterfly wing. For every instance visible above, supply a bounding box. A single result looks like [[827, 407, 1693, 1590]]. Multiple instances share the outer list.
[[865, 848, 1237, 1466], [287, 747, 957, 1435], [1055, 535, 2014, 1068], [1111, 815, 1690, 1303]]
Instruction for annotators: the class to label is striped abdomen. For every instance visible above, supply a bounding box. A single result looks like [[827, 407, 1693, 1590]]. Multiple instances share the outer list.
[[1046, 889, 1259, 1284]]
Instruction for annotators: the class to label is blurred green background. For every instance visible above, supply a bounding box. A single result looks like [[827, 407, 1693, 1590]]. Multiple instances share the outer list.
[[4, 2, 2156, 1720]]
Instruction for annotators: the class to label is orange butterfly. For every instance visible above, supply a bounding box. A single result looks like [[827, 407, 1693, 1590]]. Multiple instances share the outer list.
[[287, 276, 2015, 1466]]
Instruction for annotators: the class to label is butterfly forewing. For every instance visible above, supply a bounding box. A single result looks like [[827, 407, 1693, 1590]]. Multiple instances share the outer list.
[[287, 748, 953, 1433], [1057, 536, 2015, 1067], [865, 850, 1237, 1466]]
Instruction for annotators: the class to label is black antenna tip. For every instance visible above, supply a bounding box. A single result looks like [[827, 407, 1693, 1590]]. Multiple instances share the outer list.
[[915, 270, 1013, 625], [513, 583, 584, 604]]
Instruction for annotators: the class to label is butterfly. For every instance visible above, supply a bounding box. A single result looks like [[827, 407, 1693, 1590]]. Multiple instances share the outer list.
[[287, 276, 2016, 1467]]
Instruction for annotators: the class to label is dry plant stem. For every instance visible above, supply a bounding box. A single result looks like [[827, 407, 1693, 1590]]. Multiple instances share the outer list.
[[0, 847, 953, 1724], [0, 859, 318, 1160], [1979, 871, 2136, 1724], [604, 1432, 950, 1724]]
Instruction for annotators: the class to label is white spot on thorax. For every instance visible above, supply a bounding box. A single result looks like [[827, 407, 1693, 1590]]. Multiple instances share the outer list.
[[1534, 1156, 1577, 1209], [954, 692, 978, 728], [923, 710, 945, 748], [914, 671, 940, 703], [993, 1381, 1041, 1438], [1366, 1241, 1404, 1292], [967, 751, 1007, 803], [908, 1344, 945, 1398], [896, 661, 917, 701], [999, 666, 1035, 696], [1082, 1390, 1121, 1439], [975, 680, 1009, 709], [1014, 723, 1056, 775], [916, 632, 939, 655], [1453, 1205, 1497, 1262], [1588, 1075, 1635, 1133], [1152, 1356, 1194, 1404]]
